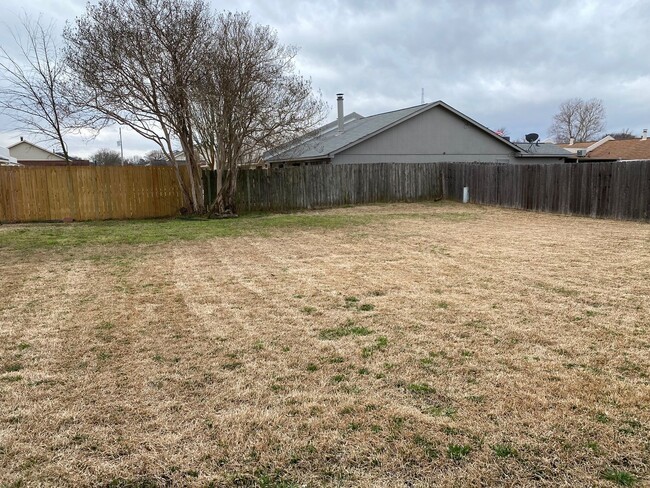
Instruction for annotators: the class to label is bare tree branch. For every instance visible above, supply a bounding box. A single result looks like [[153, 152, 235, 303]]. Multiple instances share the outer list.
[[606, 129, 636, 140], [191, 12, 326, 214], [549, 98, 606, 143], [64, 0, 215, 212], [65, 2, 325, 215], [0, 14, 84, 160]]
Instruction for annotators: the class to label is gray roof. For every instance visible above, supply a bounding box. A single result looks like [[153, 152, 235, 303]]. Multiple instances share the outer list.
[[266, 100, 523, 162], [515, 142, 575, 157]]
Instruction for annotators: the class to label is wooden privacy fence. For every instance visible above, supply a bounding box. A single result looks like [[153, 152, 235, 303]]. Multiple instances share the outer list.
[[231, 161, 649, 221], [2, 161, 649, 223], [439, 160, 650, 221], [0, 166, 185, 222], [232, 163, 444, 212]]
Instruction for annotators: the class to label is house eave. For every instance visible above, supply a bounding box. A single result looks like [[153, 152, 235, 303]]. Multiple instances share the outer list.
[[268, 155, 331, 164], [329, 101, 524, 157], [516, 154, 573, 159]]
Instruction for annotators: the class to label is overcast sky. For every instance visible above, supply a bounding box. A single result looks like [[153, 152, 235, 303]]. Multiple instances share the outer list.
[[1, 0, 649, 158]]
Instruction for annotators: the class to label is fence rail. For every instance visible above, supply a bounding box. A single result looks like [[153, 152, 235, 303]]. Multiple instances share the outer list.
[[232, 163, 444, 212], [0, 166, 184, 222], [231, 161, 649, 221], [438, 160, 649, 221], [2, 161, 648, 223]]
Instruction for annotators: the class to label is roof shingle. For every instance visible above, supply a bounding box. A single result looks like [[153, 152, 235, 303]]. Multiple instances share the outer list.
[[557, 141, 595, 149], [265, 101, 523, 162], [587, 139, 650, 160]]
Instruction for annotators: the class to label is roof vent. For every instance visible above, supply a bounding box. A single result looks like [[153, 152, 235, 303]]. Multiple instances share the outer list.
[[337, 94, 344, 134]]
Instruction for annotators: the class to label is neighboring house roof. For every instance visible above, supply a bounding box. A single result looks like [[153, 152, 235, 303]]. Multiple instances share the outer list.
[[0, 146, 20, 166], [266, 101, 523, 163], [143, 159, 174, 167], [171, 149, 209, 168], [558, 141, 594, 149], [514, 143, 575, 158], [587, 138, 650, 160], [17, 160, 91, 166], [267, 112, 363, 160], [7, 139, 67, 161], [558, 136, 614, 155], [6, 140, 91, 166]]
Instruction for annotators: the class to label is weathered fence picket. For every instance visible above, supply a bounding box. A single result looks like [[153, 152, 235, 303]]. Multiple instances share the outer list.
[[1, 161, 648, 223]]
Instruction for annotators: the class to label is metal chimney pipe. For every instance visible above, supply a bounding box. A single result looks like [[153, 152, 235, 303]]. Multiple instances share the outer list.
[[337, 93, 344, 133], [642, 129, 648, 141]]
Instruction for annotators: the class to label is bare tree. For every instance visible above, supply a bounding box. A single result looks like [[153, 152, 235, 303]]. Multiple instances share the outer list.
[[0, 15, 79, 161], [144, 149, 167, 162], [91, 149, 122, 166], [64, 0, 215, 213], [549, 98, 606, 143], [124, 155, 146, 165], [192, 12, 326, 215], [607, 129, 636, 140]]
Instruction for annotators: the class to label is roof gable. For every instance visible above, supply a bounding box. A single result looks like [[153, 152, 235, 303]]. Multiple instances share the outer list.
[[338, 104, 524, 162], [559, 136, 615, 155], [7, 140, 66, 161], [266, 101, 521, 162]]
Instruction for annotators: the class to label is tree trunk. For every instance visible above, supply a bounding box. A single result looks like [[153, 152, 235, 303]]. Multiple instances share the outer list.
[[57, 134, 70, 162], [172, 162, 192, 210], [223, 164, 238, 214], [179, 138, 205, 214], [214, 166, 224, 214]]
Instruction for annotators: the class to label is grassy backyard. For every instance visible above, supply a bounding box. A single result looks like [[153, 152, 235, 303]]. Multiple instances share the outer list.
[[1, 202, 648, 487]]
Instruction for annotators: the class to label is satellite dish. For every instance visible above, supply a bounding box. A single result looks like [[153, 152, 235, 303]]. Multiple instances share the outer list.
[[525, 133, 539, 143], [524, 132, 541, 152]]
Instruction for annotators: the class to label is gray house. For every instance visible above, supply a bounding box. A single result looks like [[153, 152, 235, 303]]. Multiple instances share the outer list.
[[265, 96, 574, 166]]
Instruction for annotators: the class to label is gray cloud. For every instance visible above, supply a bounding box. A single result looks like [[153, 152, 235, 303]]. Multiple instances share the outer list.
[[1, 0, 648, 155]]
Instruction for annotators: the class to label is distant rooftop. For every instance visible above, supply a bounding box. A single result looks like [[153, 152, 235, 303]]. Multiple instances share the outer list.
[[515, 143, 574, 157], [266, 105, 425, 162], [557, 141, 595, 149], [266, 100, 522, 162], [587, 138, 650, 160]]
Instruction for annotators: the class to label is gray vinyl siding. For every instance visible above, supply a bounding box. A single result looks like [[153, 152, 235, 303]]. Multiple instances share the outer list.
[[333, 105, 517, 164]]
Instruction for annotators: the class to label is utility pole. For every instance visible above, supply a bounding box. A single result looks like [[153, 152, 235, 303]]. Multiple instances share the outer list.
[[117, 127, 124, 165]]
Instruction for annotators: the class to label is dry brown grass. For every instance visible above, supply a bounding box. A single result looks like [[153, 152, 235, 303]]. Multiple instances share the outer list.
[[1, 202, 649, 487]]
